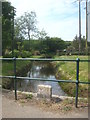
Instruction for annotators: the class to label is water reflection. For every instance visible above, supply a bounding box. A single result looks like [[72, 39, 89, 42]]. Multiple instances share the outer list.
[[17, 61, 66, 96]]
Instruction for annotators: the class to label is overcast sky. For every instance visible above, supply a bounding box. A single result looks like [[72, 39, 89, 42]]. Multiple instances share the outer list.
[[8, 0, 88, 41]]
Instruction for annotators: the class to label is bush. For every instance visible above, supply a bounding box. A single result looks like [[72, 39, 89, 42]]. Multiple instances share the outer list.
[[3, 51, 13, 58], [14, 49, 20, 57], [3, 50, 33, 58], [42, 53, 54, 58], [3, 53, 13, 58], [21, 50, 32, 58], [33, 51, 40, 56]]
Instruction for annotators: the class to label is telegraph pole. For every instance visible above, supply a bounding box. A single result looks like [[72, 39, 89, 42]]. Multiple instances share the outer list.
[[86, 0, 88, 53], [79, 0, 81, 54], [12, 7, 15, 57]]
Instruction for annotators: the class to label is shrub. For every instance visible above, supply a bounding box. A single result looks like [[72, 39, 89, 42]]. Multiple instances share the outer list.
[[42, 53, 54, 58], [25, 94, 33, 99], [21, 50, 32, 58], [3, 51, 12, 58], [3, 53, 12, 58], [14, 49, 20, 57]]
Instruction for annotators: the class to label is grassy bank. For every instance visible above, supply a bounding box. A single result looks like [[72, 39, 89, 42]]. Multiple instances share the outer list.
[[2, 61, 30, 75], [54, 55, 88, 98], [2, 60, 31, 88], [2, 55, 42, 88]]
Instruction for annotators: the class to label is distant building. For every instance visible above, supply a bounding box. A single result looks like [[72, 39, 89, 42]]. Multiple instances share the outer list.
[[88, 1, 90, 42]]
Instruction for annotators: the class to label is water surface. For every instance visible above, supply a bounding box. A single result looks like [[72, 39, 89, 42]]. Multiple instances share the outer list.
[[17, 61, 66, 96]]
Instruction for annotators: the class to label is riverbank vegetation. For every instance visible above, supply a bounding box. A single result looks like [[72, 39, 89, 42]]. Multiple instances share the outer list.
[[2, 2, 90, 59], [54, 56, 88, 98], [2, 1, 89, 99], [2, 60, 31, 88]]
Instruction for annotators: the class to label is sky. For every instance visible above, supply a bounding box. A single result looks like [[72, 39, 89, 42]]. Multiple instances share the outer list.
[[8, 0, 89, 41]]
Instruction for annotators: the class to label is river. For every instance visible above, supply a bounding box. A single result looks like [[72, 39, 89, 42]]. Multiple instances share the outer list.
[[17, 61, 66, 96]]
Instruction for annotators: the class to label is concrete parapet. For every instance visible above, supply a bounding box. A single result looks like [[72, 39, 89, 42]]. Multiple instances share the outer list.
[[37, 85, 52, 100]]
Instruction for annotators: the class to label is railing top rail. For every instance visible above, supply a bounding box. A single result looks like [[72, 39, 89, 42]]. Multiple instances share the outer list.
[[0, 75, 90, 84], [0, 57, 89, 107], [0, 57, 90, 62]]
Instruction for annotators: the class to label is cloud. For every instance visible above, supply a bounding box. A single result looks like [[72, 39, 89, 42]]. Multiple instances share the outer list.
[[9, 0, 86, 41]]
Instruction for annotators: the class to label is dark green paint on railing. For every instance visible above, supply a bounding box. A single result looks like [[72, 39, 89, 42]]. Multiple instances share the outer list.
[[0, 57, 89, 108]]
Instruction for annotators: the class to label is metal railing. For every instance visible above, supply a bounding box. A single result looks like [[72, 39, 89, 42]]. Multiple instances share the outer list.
[[0, 57, 90, 108]]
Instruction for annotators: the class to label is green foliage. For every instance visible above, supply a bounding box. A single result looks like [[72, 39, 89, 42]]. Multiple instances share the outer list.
[[21, 50, 32, 58], [3, 49, 32, 58], [2, 60, 31, 88], [42, 53, 54, 58], [44, 37, 66, 53], [14, 49, 20, 57], [13, 49, 32, 58], [25, 94, 33, 99], [22, 37, 66, 56], [3, 49, 12, 58], [2, 2, 16, 55], [55, 55, 88, 97], [66, 35, 90, 55], [36, 29, 48, 40], [15, 11, 37, 51], [3, 53, 12, 58], [63, 106, 72, 111]]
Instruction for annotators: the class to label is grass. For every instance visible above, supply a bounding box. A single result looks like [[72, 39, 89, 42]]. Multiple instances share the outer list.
[[2, 60, 31, 88], [1, 55, 43, 88], [2, 55, 42, 76], [2, 60, 30, 76], [55, 55, 88, 97], [25, 94, 33, 99], [31, 55, 43, 58], [1, 55, 89, 97]]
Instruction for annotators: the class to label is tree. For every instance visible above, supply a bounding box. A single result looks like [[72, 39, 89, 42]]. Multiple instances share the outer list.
[[15, 11, 37, 50], [39, 37, 66, 55], [36, 29, 48, 40], [14, 19, 24, 41], [2, 2, 16, 55], [72, 35, 79, 51], [73, 35, 86, 52]]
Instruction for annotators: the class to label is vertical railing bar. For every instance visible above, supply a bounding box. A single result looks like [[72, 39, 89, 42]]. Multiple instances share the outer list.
[[75, 58, 80, 108], [13, 57, 17, 100], [2, 57, 89, 108]]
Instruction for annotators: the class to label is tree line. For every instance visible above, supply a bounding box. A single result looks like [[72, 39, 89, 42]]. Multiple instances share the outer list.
[[2, 2, 90, 58]]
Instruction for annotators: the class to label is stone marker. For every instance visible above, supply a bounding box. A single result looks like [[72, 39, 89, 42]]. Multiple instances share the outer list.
[[37, 85, 52, 100]]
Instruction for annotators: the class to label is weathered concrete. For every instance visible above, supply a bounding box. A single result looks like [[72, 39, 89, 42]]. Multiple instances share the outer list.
[[2, 90, 88, 118], [37, 85, 52, 100]]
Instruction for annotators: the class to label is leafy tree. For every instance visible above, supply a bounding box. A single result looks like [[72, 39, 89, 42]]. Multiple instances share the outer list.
[[72, 35, 79, 51], [2, 2, 16, 55], [72, 35, 86, 52], [14, 19, 24, 41], [37, 37, 66, 55], [15, 11, 37, 50], [45, 37, 66, 53], [36, 29, 48, 40]]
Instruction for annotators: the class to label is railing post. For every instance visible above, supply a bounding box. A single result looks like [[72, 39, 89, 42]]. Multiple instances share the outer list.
[[75, 58, 80, 108], [13, 57, 17, 100]]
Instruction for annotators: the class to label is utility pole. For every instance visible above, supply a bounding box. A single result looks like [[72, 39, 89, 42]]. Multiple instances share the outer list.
[[12, 7, 15, 57], [86, 0, 88, 53], [79, 0, 81, 54]]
